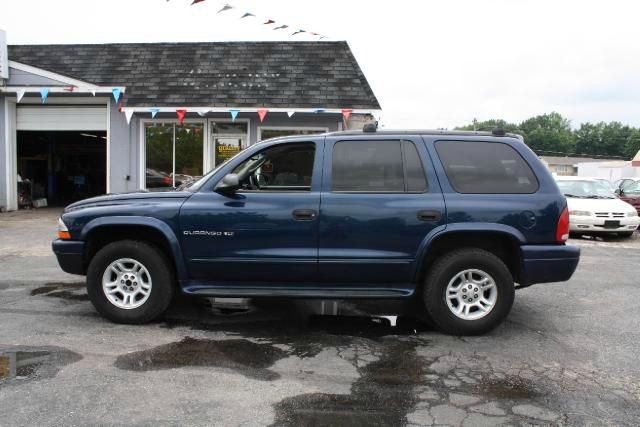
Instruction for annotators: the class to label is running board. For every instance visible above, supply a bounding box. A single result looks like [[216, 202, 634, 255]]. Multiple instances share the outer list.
[[181, 283, 414, 299]]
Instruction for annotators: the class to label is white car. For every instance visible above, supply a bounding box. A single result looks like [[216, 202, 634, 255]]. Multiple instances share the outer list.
[[555, 177, 639, 237]]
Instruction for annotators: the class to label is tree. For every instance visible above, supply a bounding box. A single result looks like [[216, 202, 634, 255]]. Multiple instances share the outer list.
[[455, 118, 521, 134], [624, 129, 640, 159], [518, 112, 576, 154]]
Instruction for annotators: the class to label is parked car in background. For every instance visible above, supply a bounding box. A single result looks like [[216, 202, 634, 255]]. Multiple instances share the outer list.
[[617, 180, 640, 216], [613, 178, 640, 192], [556, 177, 639, 237]]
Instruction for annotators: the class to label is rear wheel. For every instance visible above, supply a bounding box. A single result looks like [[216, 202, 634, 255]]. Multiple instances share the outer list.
[[423, 248, 514, 335], [86, 240, 174, 324]]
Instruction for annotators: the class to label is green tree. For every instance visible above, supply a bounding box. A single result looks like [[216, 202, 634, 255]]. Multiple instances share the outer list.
[[624, 129, 640, 159], [575, 122, 603, 155], [455, 118, 521, 134], [518, 112, 576, 154]]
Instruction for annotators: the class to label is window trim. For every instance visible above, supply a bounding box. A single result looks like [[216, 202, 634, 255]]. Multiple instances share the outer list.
[[330, 139, 429, 194], [434, 139, 540, 195]]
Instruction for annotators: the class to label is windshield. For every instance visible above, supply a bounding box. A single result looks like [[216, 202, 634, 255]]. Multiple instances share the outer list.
[[556, 180, 617, 199], [182, 149, 247, 192], [623, 180, 640, 195]]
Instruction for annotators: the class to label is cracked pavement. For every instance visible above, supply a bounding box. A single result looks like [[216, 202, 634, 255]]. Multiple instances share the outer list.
[[1, 209, 639, 426]]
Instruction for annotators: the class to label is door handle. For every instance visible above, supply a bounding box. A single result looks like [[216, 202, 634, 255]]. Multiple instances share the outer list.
[[292, 209, 317, 221], [417, 210, 442, 222]]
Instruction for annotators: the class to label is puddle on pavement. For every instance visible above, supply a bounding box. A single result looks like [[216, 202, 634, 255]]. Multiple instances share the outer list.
[[0, 347, 82, 385], [114, 337, 289, 381], [478, 375, 538, 399], [271, 341, 424, 426], [30, 282, 88, 302]]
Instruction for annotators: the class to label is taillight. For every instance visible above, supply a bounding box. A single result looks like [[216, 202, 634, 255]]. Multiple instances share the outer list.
[[556, 207, 569, 243]]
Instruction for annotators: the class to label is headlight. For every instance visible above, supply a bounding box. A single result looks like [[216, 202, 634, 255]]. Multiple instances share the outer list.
[[627, 211, 638, 217], [569, 210, 592, 216], [57, 218, 71, 240]]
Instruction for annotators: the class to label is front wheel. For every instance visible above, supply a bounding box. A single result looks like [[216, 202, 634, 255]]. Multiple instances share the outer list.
[[86, 240, 175, 324], [423, 248, 514, 335]]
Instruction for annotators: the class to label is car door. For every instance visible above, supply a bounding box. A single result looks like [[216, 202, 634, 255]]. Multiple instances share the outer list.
[[318, 135, 446, 284], [179, 138, 323, 282]]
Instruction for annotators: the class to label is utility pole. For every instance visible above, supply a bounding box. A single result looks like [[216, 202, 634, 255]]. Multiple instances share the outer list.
[[473, 118, 478, 131]]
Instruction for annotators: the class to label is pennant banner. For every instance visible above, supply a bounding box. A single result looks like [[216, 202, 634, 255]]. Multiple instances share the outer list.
[[217, 4, 233, 13], [257, 109, 268, 123], [287, 111, 295, 118], [291, 29, 306, 36], [191, 0, 206, 4], [313, 108, 325, 114], [112, 88, 121, 103], [40, 88, 49, 104], [16, 89, 25, 103], [263, 19, 275, 25], [90, 89, 96, 96], [273, 25, 288, 31], [150, 108, 160, 118], [342, 108, 353, 122], [240, 12, 255, 19], [124, 110, 134, 125], [229, 109, 240, 122], [176, 109, 187, 125]]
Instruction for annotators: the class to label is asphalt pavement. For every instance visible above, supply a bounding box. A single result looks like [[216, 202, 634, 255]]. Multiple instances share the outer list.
[[1, 208, 639, 426]]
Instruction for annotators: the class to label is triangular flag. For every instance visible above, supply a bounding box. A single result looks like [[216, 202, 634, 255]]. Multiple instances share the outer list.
[[257, 109, 268, 123], [40, 88, 49, 104], [16, 89, 25, 103], [287, 111, 295, 118], [263, 19, 275, 25], [186, 128, 191, 134], [191, 0, 206, 4], [90, 89, 96, 96], [313, 108, 325, 114], [197, 110, 209, 117], [112, 88, 121, 103], [150, 108, 160, 118], [217, 4, 232, 13], [176, 109, 187, 125], [229, 109, 240, 122], [240, 12, 255, 19], [118, 100, 123, 112], [64, 86, 75, 92], [124, 110, 134, 125], [273, 25, 288, 30], [291, 29, 306, 36], [342, 108, 353, 122]]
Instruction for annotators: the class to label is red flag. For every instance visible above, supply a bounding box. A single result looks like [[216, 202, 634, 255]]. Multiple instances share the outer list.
[[257, 109, 268, 123], [191, 0, 206, 4], [263, 19, 275, 25], [64, 86, 76, 92], [118, 100, 123, 112], [342, 108, 353, 122], [176, 109, 187, 125]]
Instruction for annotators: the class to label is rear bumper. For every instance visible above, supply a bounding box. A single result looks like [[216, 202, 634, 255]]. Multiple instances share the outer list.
[[52, 239, 85, 275], [518, 244, 580, 287]]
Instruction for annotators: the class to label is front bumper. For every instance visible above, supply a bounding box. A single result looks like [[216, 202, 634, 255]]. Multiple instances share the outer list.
[[52, 239, 85, 275], [569, 215, 639, 233], [518, 244, 580, 287]]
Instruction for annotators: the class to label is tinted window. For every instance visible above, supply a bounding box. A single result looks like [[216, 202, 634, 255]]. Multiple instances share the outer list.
[[231, 143, 315, 191], [435, 140, 538, 194], [402, 140, 428, 192], [332, 140, 427, 192]]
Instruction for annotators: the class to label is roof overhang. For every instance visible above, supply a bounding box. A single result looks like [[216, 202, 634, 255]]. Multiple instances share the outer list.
[[120, 106, 381, 115]]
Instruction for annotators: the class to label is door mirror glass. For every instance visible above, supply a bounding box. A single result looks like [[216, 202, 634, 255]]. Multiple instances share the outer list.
[[215, 173, 240, 194]]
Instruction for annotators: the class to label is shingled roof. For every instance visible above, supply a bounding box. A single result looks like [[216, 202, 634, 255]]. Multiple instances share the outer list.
[[8, 41, 380, 110]]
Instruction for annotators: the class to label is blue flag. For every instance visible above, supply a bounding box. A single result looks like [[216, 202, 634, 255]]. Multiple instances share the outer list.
[[150, 108, 160, 118], [112, 88, 121, 103], [40, 88, 49, 104], [230, 109, 240, 122]]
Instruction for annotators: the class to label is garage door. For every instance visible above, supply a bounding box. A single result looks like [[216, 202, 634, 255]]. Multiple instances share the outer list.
[[16, 106, 107, 131]]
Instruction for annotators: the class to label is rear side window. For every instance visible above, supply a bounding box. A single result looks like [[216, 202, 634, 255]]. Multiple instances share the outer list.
[[435, 140, 538, 194], [332, 140, 427, 192]]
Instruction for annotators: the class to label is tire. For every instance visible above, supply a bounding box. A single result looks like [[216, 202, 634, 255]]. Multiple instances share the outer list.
[[86, 240, 175, 324], [618, 232, 635, 238], [423, 248, 514, 335]]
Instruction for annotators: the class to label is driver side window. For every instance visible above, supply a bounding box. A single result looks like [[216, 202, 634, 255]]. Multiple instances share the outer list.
[[231, 143, 315, 192]]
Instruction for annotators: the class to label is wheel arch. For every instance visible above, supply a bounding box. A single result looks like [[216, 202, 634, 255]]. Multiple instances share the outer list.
[[81, 216, 188, 282], [414, 224, 524, 285]]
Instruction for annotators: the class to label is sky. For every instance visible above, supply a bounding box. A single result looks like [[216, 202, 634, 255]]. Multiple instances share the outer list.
[[2, 0, 640, 129]]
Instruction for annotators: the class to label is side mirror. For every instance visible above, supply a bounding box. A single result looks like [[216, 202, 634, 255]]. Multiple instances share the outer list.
[[616, 188, 623, 196], [215, 173, 240, 194]]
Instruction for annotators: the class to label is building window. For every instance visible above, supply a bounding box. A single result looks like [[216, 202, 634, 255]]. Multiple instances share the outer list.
[[145, 122, 204, 190], [258, 127, 328, 141], [211, 121, 249, 167]]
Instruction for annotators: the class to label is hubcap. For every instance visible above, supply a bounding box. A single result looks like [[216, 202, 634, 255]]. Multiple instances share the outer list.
[[101, 258, 152, 310], [445, 269, 498, 321]]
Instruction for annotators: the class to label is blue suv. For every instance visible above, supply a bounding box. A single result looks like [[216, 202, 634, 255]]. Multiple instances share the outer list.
[[53, 128, 580, 335]]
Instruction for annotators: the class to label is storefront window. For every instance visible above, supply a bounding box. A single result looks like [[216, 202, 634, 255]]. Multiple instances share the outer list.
[[259, 128, 326, 141], [211, 121, 248, 167], [145, 122, 204, 190]]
